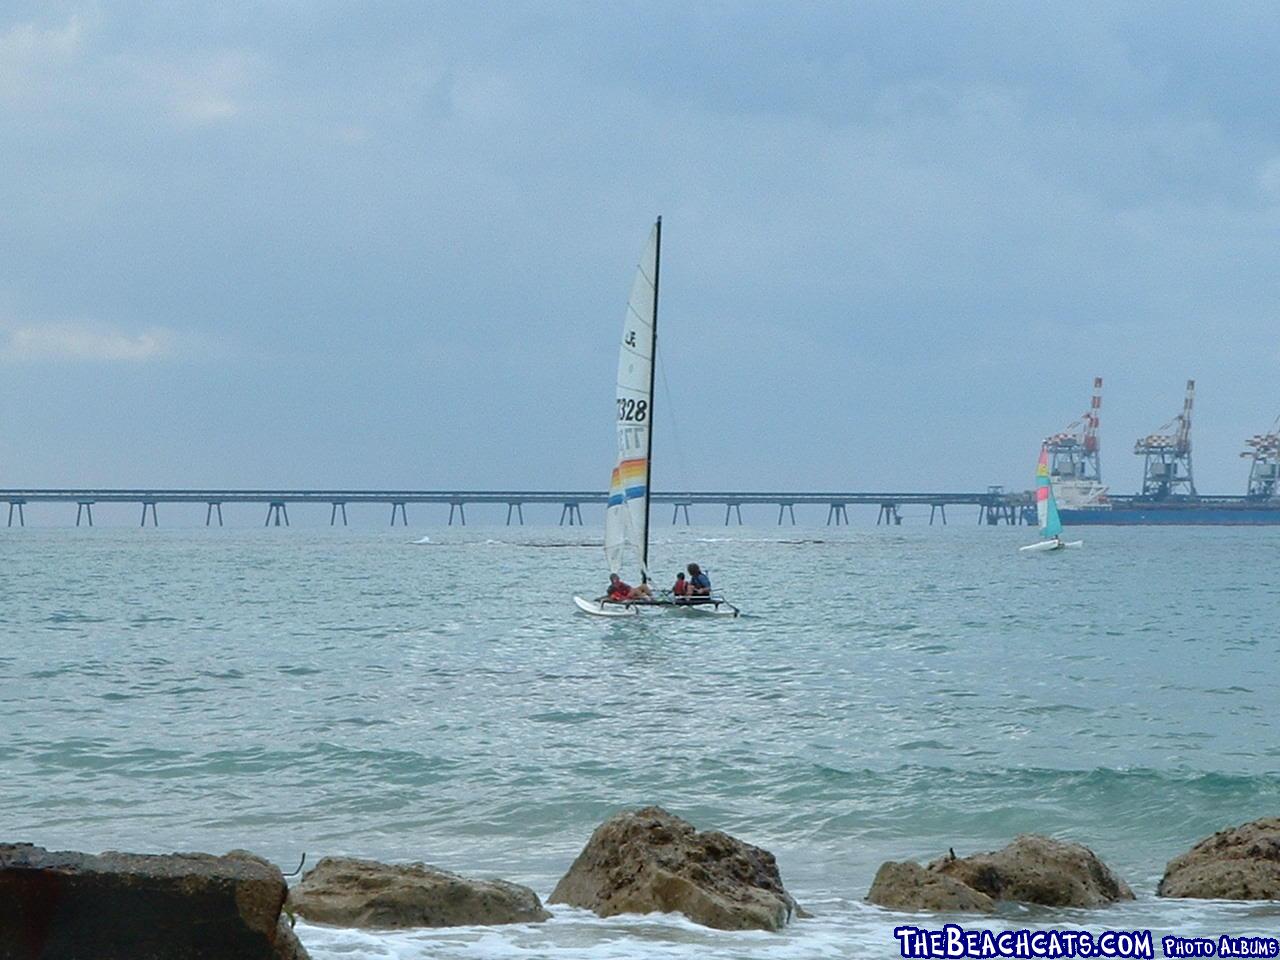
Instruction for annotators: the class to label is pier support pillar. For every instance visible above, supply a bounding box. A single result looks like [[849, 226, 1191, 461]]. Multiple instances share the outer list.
[[672, 503, 691, 525], [76, 502, 94, 527], [724, 503, 743, 525], [140, 502, 159, 527], [205, 503, 223, 527], [265, 502, 289, 527], [776, 503, 796, 525], [330, 502, 348, 526], [827, 503, 849, 526], [559, 502, 582, 526], [448, 502, 466, 526], [877, 503, 901, 525], [506, 503, 525, 525], [7, 502, 24, 527], [391, 502, 409, 526], [929, 504, 947, 525]]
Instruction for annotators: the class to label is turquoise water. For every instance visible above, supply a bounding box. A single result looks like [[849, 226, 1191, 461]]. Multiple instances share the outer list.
[[4, 524, 1280, 957]]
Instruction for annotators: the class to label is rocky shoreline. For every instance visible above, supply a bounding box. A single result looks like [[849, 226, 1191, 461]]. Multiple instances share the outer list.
[[5, 809, 1280, 957]]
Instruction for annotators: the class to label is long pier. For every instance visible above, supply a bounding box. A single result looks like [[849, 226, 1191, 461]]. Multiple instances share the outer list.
[[0, 488, 1034, 527]]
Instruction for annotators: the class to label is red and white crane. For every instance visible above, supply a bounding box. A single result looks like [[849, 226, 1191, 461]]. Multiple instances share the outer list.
[[1134, 380, 1197, 498]]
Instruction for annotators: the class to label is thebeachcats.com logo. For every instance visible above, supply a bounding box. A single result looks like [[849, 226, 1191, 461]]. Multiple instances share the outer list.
[[894, 925, 1280, 959], [894, 924, 1161, 959]]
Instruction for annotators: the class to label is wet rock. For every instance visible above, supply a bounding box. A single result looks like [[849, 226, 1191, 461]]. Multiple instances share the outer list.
[[0, 842, 306, 959], [272, 916, 310, 960], [288, 856, 551, 928], [549, 805, 801, 931], [1158, 817, 1280, 900], [928, 835, 1134, 908], [867, 861, 996, 913]]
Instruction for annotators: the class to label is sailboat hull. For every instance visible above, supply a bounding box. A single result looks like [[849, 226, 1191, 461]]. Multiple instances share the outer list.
[[572, 595, 741, 617], [1019, 539, 1083, 553], [573, 596, 640, 617]]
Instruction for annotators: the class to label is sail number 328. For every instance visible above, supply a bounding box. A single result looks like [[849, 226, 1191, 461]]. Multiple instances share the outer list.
[[617, 399, 648, 422]]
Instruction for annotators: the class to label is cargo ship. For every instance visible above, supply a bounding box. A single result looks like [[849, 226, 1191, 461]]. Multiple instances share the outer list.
[[1043, 379, 1280, 526], [1059, 495, 1280, 525]]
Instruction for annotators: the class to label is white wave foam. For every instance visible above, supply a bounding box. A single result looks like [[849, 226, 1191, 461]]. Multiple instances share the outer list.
[[295, 902, 871, 960], [295, 896, 1280, 960]]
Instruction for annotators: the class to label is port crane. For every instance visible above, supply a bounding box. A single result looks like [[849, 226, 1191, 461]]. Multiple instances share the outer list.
[[1044, 377, 1103, 484], [1243, 416, 1280, 499], [1134, 379, 1197, 499]]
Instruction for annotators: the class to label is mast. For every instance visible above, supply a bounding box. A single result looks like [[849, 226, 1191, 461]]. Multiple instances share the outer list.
[[641, 216, 660, 579]]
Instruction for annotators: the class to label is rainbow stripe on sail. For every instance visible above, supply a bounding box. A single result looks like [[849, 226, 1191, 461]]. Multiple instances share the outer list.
[[1036, 445, 1064, 538], [608, 458, 648, 506]]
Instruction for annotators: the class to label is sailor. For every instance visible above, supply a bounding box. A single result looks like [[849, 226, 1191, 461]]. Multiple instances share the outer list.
[[686, 563, 712, 597], [606, 573, 652, 601], [671, 572, 689, 600]]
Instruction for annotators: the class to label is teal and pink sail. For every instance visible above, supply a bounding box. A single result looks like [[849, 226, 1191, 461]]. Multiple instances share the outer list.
[[1036, 445, 1064, 539]]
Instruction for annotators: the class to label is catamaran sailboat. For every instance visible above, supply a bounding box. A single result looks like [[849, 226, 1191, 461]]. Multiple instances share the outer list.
[[1020, 445, 1083, 553], [572, 219, 740, 617]]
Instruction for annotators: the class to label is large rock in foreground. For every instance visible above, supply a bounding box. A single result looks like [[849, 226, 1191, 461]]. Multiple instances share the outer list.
[[288, 857, 551, 928], [928, 835, 1134, 908], [867, 861, 996, 913], [1159, 818, 1280, 900], [549, 805, 800, 931], [0, 843, 306, 959]]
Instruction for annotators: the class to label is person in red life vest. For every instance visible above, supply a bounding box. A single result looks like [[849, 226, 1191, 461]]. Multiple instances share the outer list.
[[671, 572, 690, 600], [605, 573, 652, 601]]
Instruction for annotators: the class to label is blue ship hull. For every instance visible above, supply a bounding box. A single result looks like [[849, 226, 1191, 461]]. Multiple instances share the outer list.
[[1061, 504, 1280, 525]]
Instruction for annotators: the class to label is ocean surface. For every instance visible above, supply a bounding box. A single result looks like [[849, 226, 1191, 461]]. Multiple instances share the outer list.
[[4, 522, 1280, 958]]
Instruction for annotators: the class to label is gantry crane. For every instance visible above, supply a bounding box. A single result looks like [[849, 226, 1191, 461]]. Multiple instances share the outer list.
[[1243, 416, 1280, 499], [1134, 380, 1196, 499], [1044, 377, 1103, 484]]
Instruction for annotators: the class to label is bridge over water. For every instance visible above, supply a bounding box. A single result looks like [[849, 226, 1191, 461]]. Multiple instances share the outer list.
[[0, 488, 1035, 528]]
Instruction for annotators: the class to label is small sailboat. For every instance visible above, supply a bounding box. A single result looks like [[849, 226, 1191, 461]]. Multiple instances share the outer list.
[[1020, 445, 1083, 553], [572, 219, 739, 617]]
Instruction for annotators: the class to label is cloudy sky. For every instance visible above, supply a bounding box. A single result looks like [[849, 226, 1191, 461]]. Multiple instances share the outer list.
[[3, 1, 1279, 496]]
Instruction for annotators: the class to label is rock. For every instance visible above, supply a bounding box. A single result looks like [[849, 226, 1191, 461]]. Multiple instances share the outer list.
[[288, 856, 551, 928], [0, 842, 307, 959], [548, 805, 800, 931], [1158, 817, 1280, 900], [272, 916, 310, 960], [867, 861, 996, 913], [928, 835, 1134, 908]]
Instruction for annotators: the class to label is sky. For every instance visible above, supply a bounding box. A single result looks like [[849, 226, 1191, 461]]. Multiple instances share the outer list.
[[2, 1, 1280, 496]]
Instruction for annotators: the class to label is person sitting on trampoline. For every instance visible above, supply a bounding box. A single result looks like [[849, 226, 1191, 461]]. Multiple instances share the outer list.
[[686, 563, 712, 598], [605, 573, 652, 602]]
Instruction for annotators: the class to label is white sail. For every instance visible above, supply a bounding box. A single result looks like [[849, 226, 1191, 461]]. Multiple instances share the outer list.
[[604, 221, 659, 578]]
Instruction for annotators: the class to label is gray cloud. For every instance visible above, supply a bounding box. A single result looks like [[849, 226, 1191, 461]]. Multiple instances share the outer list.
[[1, 2, 1278, 494]]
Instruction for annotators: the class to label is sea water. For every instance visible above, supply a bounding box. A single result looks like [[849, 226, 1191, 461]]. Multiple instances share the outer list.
[[3, 523, 1280, 958]]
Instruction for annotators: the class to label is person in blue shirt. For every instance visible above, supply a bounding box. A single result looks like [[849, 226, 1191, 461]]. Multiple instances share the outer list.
[[686, 563, 711, 597]]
